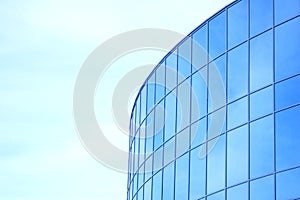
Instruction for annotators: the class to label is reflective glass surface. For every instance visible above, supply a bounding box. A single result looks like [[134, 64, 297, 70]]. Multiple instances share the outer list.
[[227, 125, 248, 186], [128, 1, 300, 199], [228, 43, 248, 102], [275, 17, 300, 81]]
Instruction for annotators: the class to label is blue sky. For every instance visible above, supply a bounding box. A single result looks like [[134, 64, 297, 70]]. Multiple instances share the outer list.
[[0, 0, 234, 199]]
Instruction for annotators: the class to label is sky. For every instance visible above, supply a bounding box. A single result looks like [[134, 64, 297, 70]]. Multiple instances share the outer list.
[[0, 0, 234, 199]]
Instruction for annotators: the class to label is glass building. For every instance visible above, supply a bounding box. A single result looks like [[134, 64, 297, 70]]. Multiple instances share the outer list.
[[127, 0, 300, 199]]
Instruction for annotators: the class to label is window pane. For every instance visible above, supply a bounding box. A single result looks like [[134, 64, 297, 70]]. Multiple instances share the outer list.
[[250, 0, 273, 36], [176, 78, 191, 132], [192, 24, 208, 71], [250, 86, 273, 120], [275, 75, 300, 111], [154, 101, 164, 151], [207, 135, 225, 194], [228, 43, 248, 102], [144, 179, 152, 200], [250, 115, 274, 178], [208, 55, 226, 112], [275, 17, 300, 81], [276, 105, 300, 171], [227, 183, 248, 200], [178, 37, 191, 81], [227, 125, 248, 186], [228, 96, 248, 130], [176, 128, 190, 158], [175, 153, 189, 200], [250, 175, 274, 200], [207, 191, 225, 200], [152, 171, 162, 200], [228, 0, 248, 48], [162, 163, 174, 199], [250, 30, 273, 91], [191, 118, 206, 149], [155, 64, 165, 103], [190, 145, 206, 199], [141, 85, 147, 122], [166, 51, 177, 91], [209, 11, 226, 60], [191, 66, 207, 122], [165, 92, 176, 141], [276, 168, 300, 200], [274, 0, 300, 25], [147, 78, 155, 115]]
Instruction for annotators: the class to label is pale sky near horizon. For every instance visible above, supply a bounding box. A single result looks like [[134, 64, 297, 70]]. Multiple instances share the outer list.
[[0, 0, 234, 199]]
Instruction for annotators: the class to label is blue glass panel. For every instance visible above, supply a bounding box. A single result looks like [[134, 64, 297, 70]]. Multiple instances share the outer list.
[[250, 175, 274, 200], [275, 17, 300, 81], [140, 85, 147, 122], [165, 92, 176, 140], [250, 30, 273, 91], [176, 127, 190, 158], [155, 64, 166, 103], [207, 191, 225, 200], [153, 148, 163, 173], [144, 156, 153, 181], [147, 78, 155, 115], [207, 135, 225, 194], [178, 37, 191, 82], [165, 51, 177, 92], [250, 0, 273, 37], [209, 11, 226, 60], [144, 179, 152, 200], [145, 114, 154, 154], [175, 153, 189, 200], [228, 0, 248, 49], [208, 55, 226, 113], [275, 75, 300, 110], [136, 96, 141, 127], [227, 183, 248, 200], [250, 86, 273, 120], [163, 137, 175, 165], [207, 107, 226, 140], [275, 0, 300, 24], [176, 78, 191, 132], [138, 188, 143, 200], [276, 168, 300, 200], [154, 100, 164, 150], [228, 43, 248, 102], [228, 96, 248, 130], [191, 118, 206, 148], [162, 163, 174, 199], [227, 125, 248, 186], [276, 105, 300, 170], [191, 66, 207, 122], [192, 24, 208, 71], [190, 145, 206, 199], [152, 171, 162, 200], [250, 115, 274, 178]]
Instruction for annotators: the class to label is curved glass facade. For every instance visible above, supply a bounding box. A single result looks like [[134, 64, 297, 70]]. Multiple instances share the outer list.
[[127, 0, 300, 200]]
